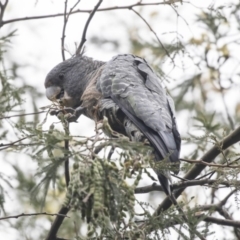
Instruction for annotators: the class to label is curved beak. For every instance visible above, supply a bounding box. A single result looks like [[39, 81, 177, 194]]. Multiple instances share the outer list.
[[46, 86, 61, 101]]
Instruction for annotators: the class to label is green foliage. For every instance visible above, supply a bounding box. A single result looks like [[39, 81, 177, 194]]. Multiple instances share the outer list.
[[64, 160, 135, 238]]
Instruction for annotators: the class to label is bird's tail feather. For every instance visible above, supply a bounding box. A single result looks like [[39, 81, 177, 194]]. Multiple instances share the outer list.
[[167, 188, 206, 240], [158, 174, 171, 196]]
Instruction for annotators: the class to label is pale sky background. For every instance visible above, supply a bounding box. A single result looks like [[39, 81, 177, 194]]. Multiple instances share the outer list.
[[1, 0, 239, 239]]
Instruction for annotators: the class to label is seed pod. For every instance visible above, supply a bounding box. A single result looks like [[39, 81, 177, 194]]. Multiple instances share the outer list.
[[87, 224, 95, 237]]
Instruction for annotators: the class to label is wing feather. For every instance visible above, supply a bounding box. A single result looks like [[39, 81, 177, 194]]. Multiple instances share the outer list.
[[98, 54, 181, 195]]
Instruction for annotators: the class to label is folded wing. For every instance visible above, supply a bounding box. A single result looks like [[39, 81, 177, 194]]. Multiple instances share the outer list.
[[97, 54, 181, 195]]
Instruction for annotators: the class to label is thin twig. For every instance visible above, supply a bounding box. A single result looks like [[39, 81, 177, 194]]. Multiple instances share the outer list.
[[220, 86, 235, 130], [0, 212, 69, 221], [213, 63, 235, 131], [196, 171, 215, 180], [76, 0, 103, 55], [155, 126, 240, 215], [201, 215, 240, 228], [135, 179, 240, 194], [131, 8, 174, 63], [180, 158, 240, 168], [140, 211, 240, 230], [196, 157, 240, 181], [1, 1, 181, 27], [0, 143, 39, 150], [0, 111, 47, 120], [63, 123, 70, 187], [197, 190, 237, 214], [0, 0, 8, 28], [0, 136, 28, 147], [219, 189, 237, 206], [0, 135, 35, 151], [141, 195, 240, 234], [45, 206, 70, 240], [61, 0, 68, 61]]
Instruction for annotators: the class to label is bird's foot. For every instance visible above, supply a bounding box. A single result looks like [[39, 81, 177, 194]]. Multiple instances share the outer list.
[[50, 106, 85, 122]]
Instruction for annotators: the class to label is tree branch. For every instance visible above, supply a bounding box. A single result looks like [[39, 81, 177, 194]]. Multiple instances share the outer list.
[[0, 0, 8, 28], [135, 179, 240, 194], [60, 1, 81, 190], [207, 191, 240, 238], [141, 212, 240, 231], [196, 190, 237, 219], [0, 110, 47, 120], [1, 1, 181, 27], [155, 126, 240, 214], [131, 8, 174, 63], [63, 123, 70, 187], [76, 0, 103, 55], [0, 135, 35, 151], [107, 146, 115, 160], [140, 189, 239, 236], [61, 0, 81, 61], [0, 211, 68, 221], [180, 158, 240, 169], [201, 215, 240, 228], [45, 206, 70, 240]]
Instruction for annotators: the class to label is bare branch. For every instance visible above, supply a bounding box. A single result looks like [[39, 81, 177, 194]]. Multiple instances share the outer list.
[[61, 0, 81, 61], [76, 0, 103, 55], [0, 135, 35, 151], [0, 136, 28, 148], [107, 146, 115, 160], [0, 0, 8, 28], [221, 91, 235, 130], [196, 190, 237, 220], [216, 65, 235, 130], [201, 214, 240, 228], [155, 126, 240, 214], [60, 1, 81, 189], [0, 110, 47, 120], [63, 123, 70, 187], [180, 158, 240, 169], [45, 206, 70, 240], [131, 8, 174, 63], [135, 179, 240, 194], [139, 187, 240, 234], [0, 211, 69, 221], [1, 1, 181, 27], [61, 0, 68, 61]]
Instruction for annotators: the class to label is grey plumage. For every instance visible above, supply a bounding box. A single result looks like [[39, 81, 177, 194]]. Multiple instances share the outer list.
[[45, 54, 181, 196]]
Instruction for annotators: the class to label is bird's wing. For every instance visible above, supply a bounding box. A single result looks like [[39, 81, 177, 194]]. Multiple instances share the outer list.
[[97, 54, 181, 194]]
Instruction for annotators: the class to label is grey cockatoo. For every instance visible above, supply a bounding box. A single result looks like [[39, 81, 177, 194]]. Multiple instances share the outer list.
[[45, 54, 181, 196]]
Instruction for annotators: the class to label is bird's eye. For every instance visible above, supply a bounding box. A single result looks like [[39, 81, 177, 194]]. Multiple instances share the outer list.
[[59, 73, 64, 79]]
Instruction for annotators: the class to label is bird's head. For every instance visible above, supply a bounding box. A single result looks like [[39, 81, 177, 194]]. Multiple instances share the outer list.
[[45, 56, 97, 108]]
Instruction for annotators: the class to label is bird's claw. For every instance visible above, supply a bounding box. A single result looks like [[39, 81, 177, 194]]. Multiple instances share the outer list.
[[50, 106, 85, 122]]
